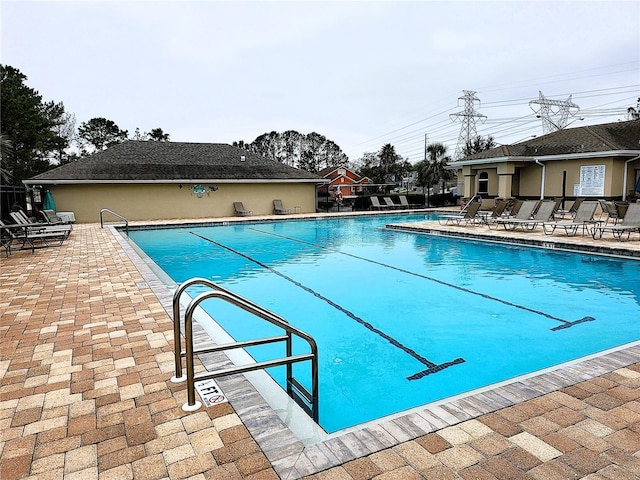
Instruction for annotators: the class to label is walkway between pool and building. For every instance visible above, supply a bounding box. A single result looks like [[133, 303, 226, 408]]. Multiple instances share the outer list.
[[1, 214, 639, 480]]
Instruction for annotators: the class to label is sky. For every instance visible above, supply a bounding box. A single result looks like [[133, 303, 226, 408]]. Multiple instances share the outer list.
[[2, 0, 639, 163]]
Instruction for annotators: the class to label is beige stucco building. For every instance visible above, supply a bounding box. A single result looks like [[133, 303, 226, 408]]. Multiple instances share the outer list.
[[24, 141, 325, 223], [451, 120, 640, 205]]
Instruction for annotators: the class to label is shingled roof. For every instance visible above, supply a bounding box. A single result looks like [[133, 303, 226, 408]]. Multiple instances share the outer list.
[[26, 141, 323, 184], [455, 119, 640, 163]]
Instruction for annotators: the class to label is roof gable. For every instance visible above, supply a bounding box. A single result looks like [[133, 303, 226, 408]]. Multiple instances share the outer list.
[[27, 141, 323, 183], [318, 166, 365, 182]]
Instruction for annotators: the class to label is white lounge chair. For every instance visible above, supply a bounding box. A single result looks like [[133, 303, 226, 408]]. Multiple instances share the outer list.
[[398, 196, 420, 209], [370, 197, 392, 211], [382, 197, 399, 209]]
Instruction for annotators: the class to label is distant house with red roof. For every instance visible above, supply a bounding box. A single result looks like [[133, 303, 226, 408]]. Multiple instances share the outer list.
[[317, 166, 370, 199]]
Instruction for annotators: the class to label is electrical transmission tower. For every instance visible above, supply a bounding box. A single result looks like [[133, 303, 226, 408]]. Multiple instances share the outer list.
[[450, 90, 486, 159], [529, 91, 580, 134]]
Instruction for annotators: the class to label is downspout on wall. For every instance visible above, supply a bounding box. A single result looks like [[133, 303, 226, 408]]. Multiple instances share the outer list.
[[534, 159, 545, 200], [622, 155, 640, 201]]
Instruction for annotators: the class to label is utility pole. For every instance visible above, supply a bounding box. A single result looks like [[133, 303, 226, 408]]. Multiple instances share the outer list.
[[450, 90, 486, 160], [424, 133, 430, 207], [529, 91, 580, 134], [424, 133, 427, 163]]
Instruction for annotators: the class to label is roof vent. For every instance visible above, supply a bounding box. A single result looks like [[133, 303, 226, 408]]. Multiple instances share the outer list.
[[240, 155, 246, 162]]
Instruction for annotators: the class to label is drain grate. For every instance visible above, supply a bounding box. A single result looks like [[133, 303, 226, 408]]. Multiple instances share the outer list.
[[136, 282, 148, 289]]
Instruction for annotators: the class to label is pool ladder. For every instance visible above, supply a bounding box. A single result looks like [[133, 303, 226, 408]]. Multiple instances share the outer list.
[[99, 208, 129, 233], [172, 278, 319, 422]]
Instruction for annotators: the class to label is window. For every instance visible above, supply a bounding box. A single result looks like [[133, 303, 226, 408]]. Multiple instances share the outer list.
[[478, 172, 489, 194]]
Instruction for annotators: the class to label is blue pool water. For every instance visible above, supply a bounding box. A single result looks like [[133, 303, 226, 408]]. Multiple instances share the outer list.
[[128, 214, 640, 433]]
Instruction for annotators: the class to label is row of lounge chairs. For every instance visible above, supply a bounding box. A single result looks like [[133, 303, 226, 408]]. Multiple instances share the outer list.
[[1, 210, 73, 256], [240, 196, 424, 216], [437, 198, 640, 241], [370, 196, 420, 210], [233, 200, 294, 216]]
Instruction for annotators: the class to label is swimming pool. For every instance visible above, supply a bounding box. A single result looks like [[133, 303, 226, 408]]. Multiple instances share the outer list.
[[128, 214, 640, 433]]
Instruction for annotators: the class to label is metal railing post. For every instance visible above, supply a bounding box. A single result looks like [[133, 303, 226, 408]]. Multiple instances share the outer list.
[[183, 295, 202, 411], [286, 331, 293, 398]]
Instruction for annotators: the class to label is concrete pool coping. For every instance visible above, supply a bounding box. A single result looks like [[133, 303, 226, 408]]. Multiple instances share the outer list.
[[114, 211, 640, 479]]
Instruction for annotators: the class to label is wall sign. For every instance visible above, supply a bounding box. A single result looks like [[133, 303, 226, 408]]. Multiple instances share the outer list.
[[577, 165, 605, 196]]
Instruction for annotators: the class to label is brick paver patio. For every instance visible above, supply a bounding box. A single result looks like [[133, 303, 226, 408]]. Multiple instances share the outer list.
[[1, 217, 638, 479]]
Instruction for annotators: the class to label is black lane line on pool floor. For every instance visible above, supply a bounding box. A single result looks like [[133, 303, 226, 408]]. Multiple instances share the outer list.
[[248, 227, 596, 333], [190, 231, 464, 380]]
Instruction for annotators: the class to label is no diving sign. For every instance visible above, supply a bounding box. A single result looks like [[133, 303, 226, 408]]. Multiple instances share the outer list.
[[194, 379, 229, 407]]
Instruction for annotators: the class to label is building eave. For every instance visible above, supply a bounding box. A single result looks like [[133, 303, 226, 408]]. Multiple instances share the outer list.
[[450, 150, 640, 167], [23, 178, 329, 186]]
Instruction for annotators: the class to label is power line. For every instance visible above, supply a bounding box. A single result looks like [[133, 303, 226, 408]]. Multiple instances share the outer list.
[[344, 66, 638, 162]]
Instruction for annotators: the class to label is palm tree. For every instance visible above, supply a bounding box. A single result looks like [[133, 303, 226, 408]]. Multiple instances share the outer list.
[[0, 134, 13, 183], [426, 142, 453, 194], [627, 97, 640, 120], [379, 143, 401, 183]]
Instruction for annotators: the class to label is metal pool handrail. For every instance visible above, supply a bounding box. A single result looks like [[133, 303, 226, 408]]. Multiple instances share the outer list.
[[99, 208, 128, 232], [461, 194, 482, 212], [173, 278, 319, 422]]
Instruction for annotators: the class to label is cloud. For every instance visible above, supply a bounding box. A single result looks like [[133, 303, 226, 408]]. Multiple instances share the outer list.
[[2, 1, 638, 162]]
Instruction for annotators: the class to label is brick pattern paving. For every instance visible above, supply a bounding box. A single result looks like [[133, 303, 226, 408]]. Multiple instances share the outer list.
[[1, 221, 638, 480], [0, 225, 277, 480]]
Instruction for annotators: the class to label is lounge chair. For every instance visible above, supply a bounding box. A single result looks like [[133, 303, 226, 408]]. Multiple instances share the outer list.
[[483, 200, 509, 229], [1, 223, 13, 257], [383, 197, 398, 209], [555, 197, 585, 219], [543, 201, 599, 236], [41, 209, 64, 225], [598, 200, 622, 225], [494, 200, 541, 231], [0, 220, 68, 254], [615, 201, 629, 220], [592, 203, 640, 241], [10, 211, 72, 237], [370, 197, 392, 211], [273, 199, 291, 215], [507, 199, 523, 217], [10, 210, 40, 225], [233, 202, 252, 216], [399, 196, 420, 209], [549, 198, 563, 220], [437, 201, 481, 226], [514, 200, 557, 231], [459, 194, 481, 213]]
